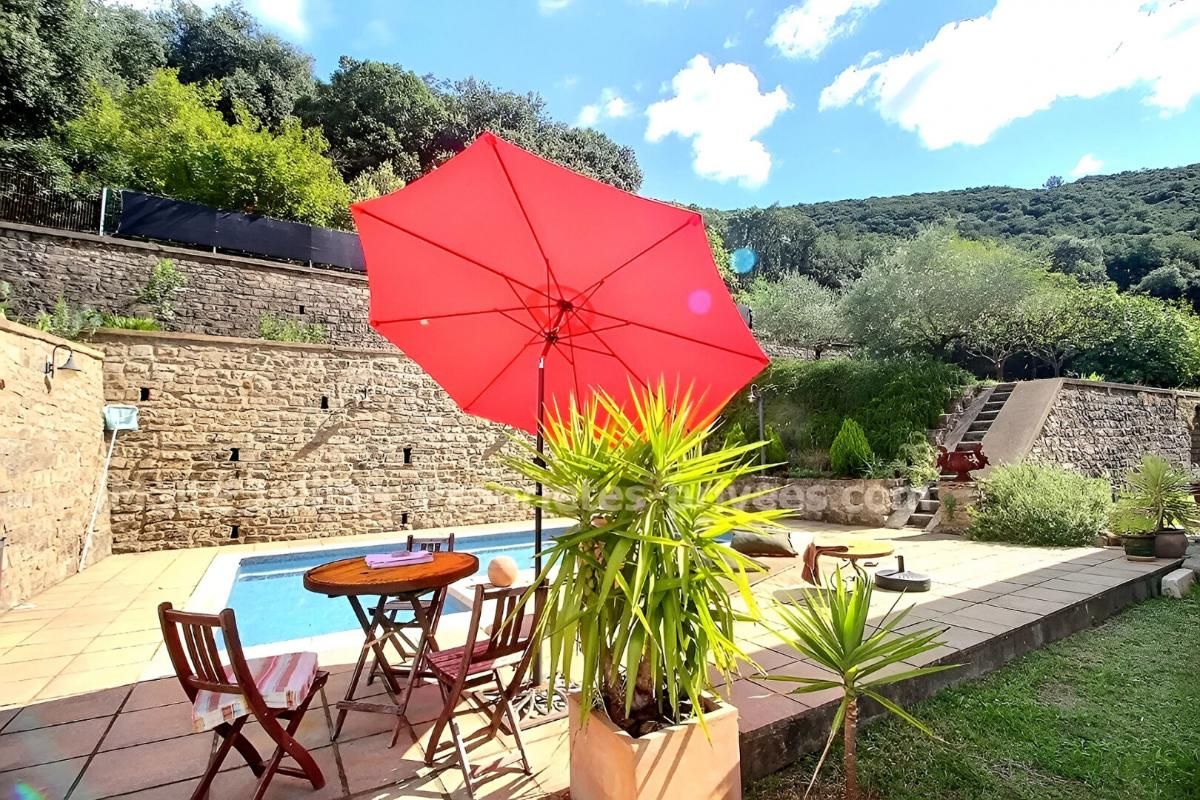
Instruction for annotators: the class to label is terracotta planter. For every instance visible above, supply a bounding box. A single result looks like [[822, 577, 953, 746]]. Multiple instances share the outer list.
[[567, 692, 741, 800], [1123, 533, 1156, 562], [1154, 529, 1189, 559]]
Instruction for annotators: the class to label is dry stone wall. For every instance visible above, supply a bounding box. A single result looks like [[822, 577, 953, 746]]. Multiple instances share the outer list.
[[0, 319, 110, 608], [1027, 380, 1200, 480], [0, 222, 383, 348], [95, 331, 531, 552]]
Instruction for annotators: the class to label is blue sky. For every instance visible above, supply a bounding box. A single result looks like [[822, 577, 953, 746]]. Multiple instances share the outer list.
[[229, 0, 1199, 209]]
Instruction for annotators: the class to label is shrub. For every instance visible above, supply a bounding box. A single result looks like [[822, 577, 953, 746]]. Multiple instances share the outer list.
[[723, 357, 974, 467], [829, 418, 874, 477], [35, 297, 102, 340], [258, 313, 326, 343], [101, 313, 160, 331], [0, 280, 10, 318], [1110, 453, 1200, 533], [137, 258, 186, 323], [970, 463, 1112, 547]]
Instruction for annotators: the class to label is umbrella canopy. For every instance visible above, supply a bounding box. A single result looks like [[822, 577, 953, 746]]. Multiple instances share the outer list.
[[351, 131, 767, 434]]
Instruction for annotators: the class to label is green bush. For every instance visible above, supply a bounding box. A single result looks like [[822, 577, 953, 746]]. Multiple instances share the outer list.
[[137, 258, 186, 323], [724, 357, 974, 466], [101, 313, 160, 331], [258, 313, 327, 343], [829, 418, 874, 477], [970, 463, 1112, 547], [35, 297, 102, 341]]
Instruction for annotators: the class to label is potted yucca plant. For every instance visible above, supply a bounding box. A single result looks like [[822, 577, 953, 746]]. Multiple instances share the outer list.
[[766, 572, 955, 800], [1112, 453, 1199, 560], [495, 386, 789, 800]]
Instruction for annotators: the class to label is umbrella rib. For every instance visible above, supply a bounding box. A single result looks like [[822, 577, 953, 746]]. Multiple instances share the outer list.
[[567, 218, 695, 307], [583, 330, 650, 390], [355, 205, 553, 301], [462, 330, 544, 414], [488, 138, 565, 303], [372, 305, 541, 326], [583, 307, 769, 363]]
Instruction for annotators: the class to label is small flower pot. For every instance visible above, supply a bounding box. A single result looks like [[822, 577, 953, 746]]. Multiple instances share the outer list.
[[567, 692, 741, 800], [1122, 533, 1157, 562], [1154, 528, 1189, 559]]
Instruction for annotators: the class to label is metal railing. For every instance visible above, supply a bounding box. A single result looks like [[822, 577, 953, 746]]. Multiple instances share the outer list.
[[0, 169, 113, 234]]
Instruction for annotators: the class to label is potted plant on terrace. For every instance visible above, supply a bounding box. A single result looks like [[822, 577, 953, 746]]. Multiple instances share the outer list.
[[495, 386, 789, 800], [1112, 454, 1199, 561]]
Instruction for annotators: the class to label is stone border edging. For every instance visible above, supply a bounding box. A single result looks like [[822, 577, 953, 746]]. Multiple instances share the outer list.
[[0, 316, 105, 360]]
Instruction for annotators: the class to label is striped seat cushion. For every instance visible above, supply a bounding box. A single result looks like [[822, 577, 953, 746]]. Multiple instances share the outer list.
[[191, 651, 318, 733]]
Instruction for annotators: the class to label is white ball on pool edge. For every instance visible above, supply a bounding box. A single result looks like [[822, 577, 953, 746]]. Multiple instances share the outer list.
[[487, 556, 519, 587]]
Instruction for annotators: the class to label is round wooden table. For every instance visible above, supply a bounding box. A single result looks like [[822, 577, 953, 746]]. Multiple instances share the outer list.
[[832, 539, 895, 580], [304, 552, 479, 741]]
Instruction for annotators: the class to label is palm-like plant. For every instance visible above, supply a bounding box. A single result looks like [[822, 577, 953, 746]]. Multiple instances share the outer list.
[[493, 385, 790, 734], [1113, 453, 1200, 532], [766, 572, 955, 800]]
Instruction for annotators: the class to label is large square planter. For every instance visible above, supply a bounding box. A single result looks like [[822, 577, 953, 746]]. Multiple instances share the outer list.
[[567, 691, 742, 800]]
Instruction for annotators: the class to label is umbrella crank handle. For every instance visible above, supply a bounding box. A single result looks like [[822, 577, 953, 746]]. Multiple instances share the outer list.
[[896, 555, 905, 573]]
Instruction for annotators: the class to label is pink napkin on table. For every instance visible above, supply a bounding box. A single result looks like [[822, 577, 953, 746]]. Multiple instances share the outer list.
[[365, 551, 434, 569]]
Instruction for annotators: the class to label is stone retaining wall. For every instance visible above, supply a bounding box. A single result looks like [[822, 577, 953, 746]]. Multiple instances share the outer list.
[[95, 330, 530, 552], [0, 319, 110, 607], [1027, 379, 1200, 480], [0, 222, 383, 348], [739, 476, 908, 526]]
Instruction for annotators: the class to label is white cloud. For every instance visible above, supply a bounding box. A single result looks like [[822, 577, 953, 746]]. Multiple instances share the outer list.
[[106, 0, 309, 38], [539, 0, 571, 13], [1071, 153, 1104, 177], [645, 56, 791, 188], [767, 0, 881, 59], [819, 0, 1200, 149], [577, 88, 634, 127], [723, 34, 739, 49]]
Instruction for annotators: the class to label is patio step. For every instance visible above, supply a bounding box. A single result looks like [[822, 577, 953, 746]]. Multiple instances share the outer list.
[[976, 410, 1000, 422], [917, 498, 940, 513], [961, 430, 987, 443], [907, 511, 935, 528]]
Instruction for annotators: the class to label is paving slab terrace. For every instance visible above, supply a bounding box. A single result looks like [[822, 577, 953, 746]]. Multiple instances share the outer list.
[[0, 521, 1179, 799]]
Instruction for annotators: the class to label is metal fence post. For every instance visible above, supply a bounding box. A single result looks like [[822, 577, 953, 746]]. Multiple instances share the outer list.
[[98, 187, 108, 235]]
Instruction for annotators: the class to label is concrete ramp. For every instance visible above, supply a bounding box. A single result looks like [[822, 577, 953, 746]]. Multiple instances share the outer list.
[[977, 379, 1064, 475]]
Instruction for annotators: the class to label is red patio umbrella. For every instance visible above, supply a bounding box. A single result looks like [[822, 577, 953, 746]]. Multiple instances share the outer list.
[[351, 131, 767, 572]]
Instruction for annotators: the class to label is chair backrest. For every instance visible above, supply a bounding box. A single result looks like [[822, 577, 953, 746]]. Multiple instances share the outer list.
[[158, 602, 260, 704], [459, 584, 547, 673], [407, 532, 456, 553]]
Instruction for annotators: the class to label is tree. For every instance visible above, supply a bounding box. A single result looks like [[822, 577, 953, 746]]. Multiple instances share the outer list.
[[743, 273, 846, 357], [1046, 234, 1105, 282], [843, 227, 1045, 359], [720, 205, 820, 282], [1044, 175, 1065, 189], [430, 77, 643, 192], [162, 1, 314, 128], [1070, 288, 1200, 387], [706, 225, 735, 290], [1024, 283, 1103, 377], [299, 56, 445, 181], [87, 0, 168, 91], [67, 70, 350, 226], [0, 0, 94, 142]]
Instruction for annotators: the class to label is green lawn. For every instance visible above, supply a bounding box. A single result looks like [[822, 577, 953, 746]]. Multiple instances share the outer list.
[[748, 590, 1200, 800]]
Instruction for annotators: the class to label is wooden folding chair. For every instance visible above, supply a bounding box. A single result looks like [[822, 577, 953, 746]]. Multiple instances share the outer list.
[[424, 584, 547, 800], [367, 532, 456, 687], [158, 602, 329, 800]]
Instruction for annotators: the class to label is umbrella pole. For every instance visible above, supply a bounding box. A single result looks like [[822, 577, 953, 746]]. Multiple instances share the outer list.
[[533, 354, 545, 683]]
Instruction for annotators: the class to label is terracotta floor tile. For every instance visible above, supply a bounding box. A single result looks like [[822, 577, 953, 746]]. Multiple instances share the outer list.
[[0, 755, 87, 800], [951, 603, 1040, 628], [0, 678, 50, 709], [725, 679, 806, 732], [69, 730, 216, 799], [5, 686, 129, 733], [81, 629, 163, 653], [125, 678, 187, 712], [212, 740, 345, 798], [0, 607, 61, 625], [987, 594, 1069, 616], [339, 729, 437, 796], [0, 656, 72, 683], [100, 702, 193, 751], [0, 716, 109, 772], [37, 665, 143, 701], [935, 612, 1010, 635], [1040, 577, 1105, 596], [110, 778, 201, 798], [62, 643, 160, 675], [0, 639, 92, 664], [0, 629, 36, 650]]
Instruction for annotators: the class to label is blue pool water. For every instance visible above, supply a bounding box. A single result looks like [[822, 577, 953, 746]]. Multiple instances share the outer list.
[[225, 528, 562, 648]]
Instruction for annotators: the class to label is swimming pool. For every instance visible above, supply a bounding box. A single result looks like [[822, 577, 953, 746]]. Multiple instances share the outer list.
[[224, 527, 563, 648]]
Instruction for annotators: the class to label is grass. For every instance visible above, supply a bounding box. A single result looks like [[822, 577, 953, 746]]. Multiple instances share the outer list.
[[748, 590, 1200, 800]]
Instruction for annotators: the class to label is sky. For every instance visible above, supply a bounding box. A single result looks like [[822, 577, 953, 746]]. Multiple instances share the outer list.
[[175, 0, 1200, 209]]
